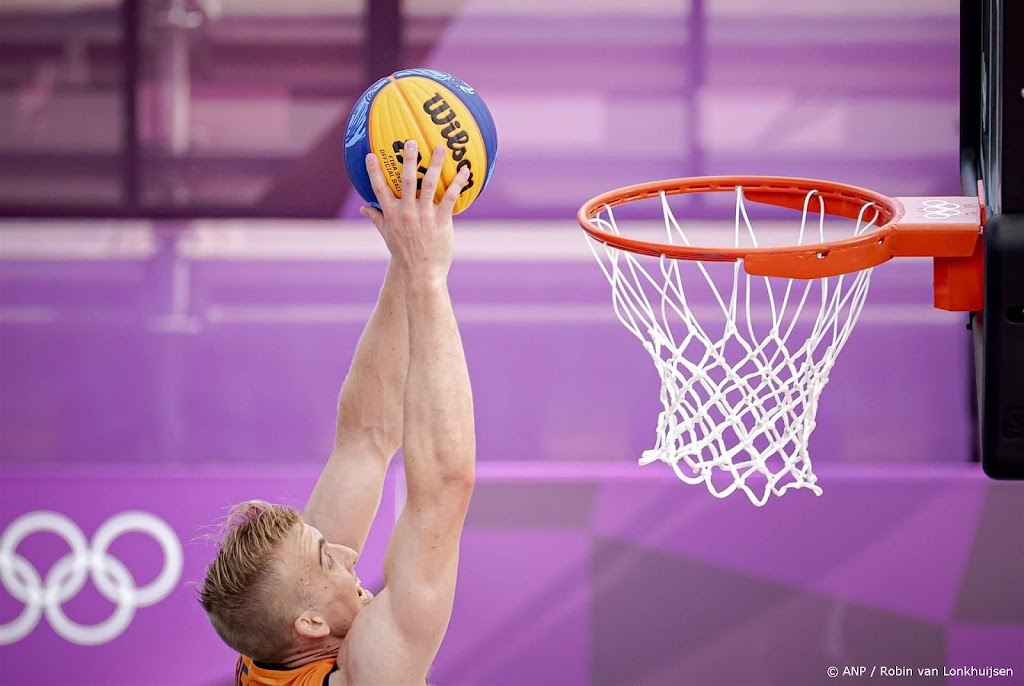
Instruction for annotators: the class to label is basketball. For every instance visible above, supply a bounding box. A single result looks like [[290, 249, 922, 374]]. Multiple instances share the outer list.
[[344, 68, 498, 215]]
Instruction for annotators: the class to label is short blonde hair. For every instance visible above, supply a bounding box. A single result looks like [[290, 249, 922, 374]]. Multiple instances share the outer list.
[[199, 500, 304, 661]]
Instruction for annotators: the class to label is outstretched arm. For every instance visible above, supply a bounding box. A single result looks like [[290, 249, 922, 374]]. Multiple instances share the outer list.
[[345, 141, 476, 684], [303, 219, 409, 554]]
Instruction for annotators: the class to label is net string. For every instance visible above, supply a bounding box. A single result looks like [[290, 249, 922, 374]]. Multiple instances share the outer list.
[[585, 188, 881, 506]]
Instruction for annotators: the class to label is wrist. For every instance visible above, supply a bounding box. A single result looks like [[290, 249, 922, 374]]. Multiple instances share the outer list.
[[397, 262, 449, 291]]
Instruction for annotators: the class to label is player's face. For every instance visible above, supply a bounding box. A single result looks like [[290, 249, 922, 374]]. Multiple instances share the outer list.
[[297, 524, 372, 634]]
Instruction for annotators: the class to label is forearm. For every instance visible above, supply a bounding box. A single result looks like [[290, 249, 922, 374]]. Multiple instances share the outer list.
[[334, 261, 409, 458], [402, 277, 476, 495]]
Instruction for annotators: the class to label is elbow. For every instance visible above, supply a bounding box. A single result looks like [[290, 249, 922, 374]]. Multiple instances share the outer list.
[[439, 472, 475, 510], [336, 399, 403, 458], [441, 468, 475, 490], [336, 422, 402, 462], [439, 460, 476, 492], [371, 430, 404, 460]]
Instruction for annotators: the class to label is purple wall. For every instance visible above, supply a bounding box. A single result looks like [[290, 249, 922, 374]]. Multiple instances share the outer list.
[[343, 5, 963, 221], [3, 221, 1019, 685], [1, 466, 1021, 685], [0, 223, 973, 468]]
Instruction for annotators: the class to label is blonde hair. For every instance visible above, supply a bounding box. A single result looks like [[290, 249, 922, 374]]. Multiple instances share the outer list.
[[199, 500, 304, 662]]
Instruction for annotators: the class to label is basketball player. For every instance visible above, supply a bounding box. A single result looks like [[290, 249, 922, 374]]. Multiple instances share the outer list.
[[200, 140, 476, 686]]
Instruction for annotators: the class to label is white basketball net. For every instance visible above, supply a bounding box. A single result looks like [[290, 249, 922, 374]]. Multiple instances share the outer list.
[[586, 188, 881, 506]]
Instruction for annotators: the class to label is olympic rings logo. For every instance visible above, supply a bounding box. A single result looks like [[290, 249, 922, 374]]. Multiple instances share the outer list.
[[0, 511, 182, 646], [917, 199, 962, 220]]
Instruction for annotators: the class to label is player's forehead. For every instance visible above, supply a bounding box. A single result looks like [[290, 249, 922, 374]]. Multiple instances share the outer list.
[[296, 522, 323, 558], [272, 523, 319, 583]]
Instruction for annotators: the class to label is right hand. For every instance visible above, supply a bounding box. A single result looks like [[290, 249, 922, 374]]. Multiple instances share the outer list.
[[359, 140, 471, 280]]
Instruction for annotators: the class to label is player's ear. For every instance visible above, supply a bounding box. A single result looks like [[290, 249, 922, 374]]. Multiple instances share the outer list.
[[294, 610, 330, 639]]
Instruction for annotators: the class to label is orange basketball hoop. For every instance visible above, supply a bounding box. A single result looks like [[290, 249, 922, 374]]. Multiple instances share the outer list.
[[578, 176, 984, 505]]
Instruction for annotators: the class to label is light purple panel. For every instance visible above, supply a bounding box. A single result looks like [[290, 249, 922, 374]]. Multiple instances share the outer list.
[[2, 466, 1020, 686], [0, 225, 971, 468]]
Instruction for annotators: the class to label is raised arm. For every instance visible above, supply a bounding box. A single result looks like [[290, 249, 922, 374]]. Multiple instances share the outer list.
[[303, 207, 409, 554], [345, 141, 476, 683]]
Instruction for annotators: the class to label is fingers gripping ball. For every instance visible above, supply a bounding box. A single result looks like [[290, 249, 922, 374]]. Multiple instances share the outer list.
[[344, 69, 498, 215]]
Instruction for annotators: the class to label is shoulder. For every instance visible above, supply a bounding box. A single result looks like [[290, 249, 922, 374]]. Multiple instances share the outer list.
[[338, 592, 432, 686]]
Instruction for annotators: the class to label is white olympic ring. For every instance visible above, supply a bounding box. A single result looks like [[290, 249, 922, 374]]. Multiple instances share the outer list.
[[0, 511, 182, 646], [918, 199, 962, 220]]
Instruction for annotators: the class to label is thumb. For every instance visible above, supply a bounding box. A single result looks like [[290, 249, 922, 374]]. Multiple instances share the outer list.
[[359, 205, 386, 231]]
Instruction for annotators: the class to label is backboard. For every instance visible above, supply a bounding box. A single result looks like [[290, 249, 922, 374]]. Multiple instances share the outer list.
[[961, 0, 1024, 478]]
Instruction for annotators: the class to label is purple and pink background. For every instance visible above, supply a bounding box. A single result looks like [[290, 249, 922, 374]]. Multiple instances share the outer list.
[[1, 1, 1022, 685]]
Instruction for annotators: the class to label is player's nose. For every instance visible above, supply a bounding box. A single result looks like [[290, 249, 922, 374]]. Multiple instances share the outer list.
[[333, 543, 358, 567]]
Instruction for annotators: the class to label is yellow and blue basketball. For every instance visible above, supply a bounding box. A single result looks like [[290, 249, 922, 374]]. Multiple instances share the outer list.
[[344, 69, 498, 215]]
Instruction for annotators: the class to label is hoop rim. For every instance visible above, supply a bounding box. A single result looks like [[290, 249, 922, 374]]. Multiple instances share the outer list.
[[577, 175, 982, 279]]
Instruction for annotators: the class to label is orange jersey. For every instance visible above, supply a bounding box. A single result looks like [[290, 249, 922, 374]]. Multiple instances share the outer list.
[[235, 655, 338, 686]]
